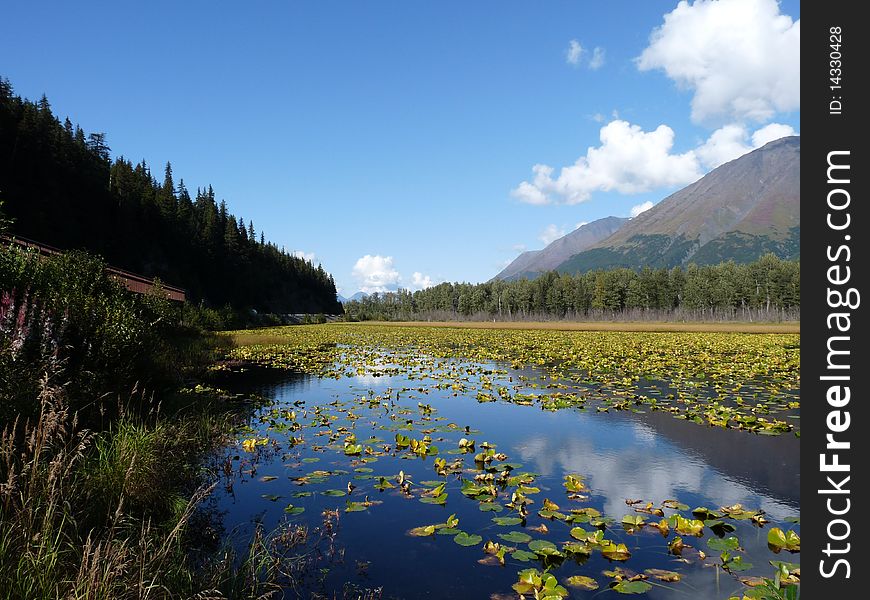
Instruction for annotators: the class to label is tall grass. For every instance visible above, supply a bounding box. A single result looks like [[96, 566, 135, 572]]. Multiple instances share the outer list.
[[0, 377, 215, 599]]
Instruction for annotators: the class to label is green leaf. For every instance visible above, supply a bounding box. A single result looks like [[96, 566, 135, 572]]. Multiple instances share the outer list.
[[707, 536, 740, 551], [612, 580, 653, 594], [565, 575, 599, 590], [453, 532, 483, 547], [492, 516, 524, 526], [511, 549, 539, 562], [498, 531, 532, 544], [408, 525, 436, 537]]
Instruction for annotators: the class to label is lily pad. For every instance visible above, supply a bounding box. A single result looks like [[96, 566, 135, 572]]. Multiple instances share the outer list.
[[707, 536, 740, 551], [511, 549, 539, 562], [408, 525, 436, 537], [565, 575, 599, 590], [498, 531, 533, 544], [453, 532, 483, 547], [645, 568, 681, 582], [492, 516, 524, 526], [612, 580, 653, 594], [767, 527, 800, 552]]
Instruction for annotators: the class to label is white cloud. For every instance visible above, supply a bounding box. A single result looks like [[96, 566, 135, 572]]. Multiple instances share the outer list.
[[512, 119, 702, 205], [575, 221, 588, 230], [697, 122, 798, 168], [511, 180, 550, 205], [637, 0, 799, 124], [410, 272, 434, 291], [696, 123, 752, 169], [539, 224, 567, 246], [630, 201, 654, 217], [751, 122, 797, 147], [352, 254, 400, 294], [589, 46, 606, 70], [292, 250, 316, 263], [565, 39, 583, 65], [512, 243, 527, 253]]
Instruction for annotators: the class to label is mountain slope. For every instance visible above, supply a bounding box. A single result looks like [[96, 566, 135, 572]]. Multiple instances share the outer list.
[[494, 216, 628, 280], [557, 136, 800, 273]]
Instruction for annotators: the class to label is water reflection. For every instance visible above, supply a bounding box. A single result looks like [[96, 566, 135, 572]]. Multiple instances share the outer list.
[[208, 359, 799, 599]]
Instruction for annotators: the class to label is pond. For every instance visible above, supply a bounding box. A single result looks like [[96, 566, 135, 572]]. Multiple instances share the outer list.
[[206, 344, 799, 599]]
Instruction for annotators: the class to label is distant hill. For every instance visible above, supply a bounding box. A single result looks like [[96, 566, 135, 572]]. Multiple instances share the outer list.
[[557, 136, 800, 273], [494, 216, 628, 281]]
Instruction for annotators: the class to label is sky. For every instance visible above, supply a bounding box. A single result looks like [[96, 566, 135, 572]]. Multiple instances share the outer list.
[[2, 0, 800, 296]]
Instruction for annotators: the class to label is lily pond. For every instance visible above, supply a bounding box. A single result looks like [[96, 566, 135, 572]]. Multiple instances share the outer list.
[[209, 324, 800, 599]]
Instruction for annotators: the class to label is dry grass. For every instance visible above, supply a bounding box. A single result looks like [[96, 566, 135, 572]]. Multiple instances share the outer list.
[[345, 320, 800, 334]]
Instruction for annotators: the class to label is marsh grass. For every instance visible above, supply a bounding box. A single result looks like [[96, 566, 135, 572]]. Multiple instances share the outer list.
[[0, 373, 313, 600]]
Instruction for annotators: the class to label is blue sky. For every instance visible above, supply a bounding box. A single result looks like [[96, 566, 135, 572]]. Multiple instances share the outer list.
[[2, 0, 800, 295]]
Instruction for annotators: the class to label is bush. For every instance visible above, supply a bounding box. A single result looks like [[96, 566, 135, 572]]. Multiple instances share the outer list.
[[1, 244, 177, 421]]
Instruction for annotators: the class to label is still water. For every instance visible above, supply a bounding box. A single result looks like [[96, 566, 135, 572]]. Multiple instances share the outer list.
[[207, 359, 799, 599]]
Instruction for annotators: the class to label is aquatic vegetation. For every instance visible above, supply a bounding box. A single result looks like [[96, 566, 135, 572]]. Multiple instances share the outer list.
[[215, 323, 800, 598], [226, 323, 800, 435]]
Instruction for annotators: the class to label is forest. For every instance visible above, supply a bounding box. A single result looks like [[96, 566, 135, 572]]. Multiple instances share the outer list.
[[344, 254, 800, 321], [0, 77, 341, 316]]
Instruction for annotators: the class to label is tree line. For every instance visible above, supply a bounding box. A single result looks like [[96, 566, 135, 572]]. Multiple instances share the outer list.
[[344, 254, 800, 321], [0, 77, 341, 315]]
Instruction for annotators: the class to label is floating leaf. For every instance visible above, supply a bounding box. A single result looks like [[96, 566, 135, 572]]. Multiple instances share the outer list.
[[479, 503, 504, 512], [612, 580, 652, 594], [767, 528, 800, 552], [453, 532, 483, 547], [645, 568, 681, 582], [528, 539, 557, 554], [565, 575, 599, 590], [511, 549, 538, 562], [321, 489, 347, 497], [419, 493, 448, 505], [707, 536, 740, 552], [283, 505, 305, 515], [492, 516, 524, 526], [408, 525, 436, 537], [498, 531, 532, 544]]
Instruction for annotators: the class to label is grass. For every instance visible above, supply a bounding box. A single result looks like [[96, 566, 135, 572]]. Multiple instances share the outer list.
[[352, 319, 800, 334], [0, 372, 308, 600]]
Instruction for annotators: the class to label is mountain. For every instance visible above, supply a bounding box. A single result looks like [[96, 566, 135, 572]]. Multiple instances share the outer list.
[[557, 136, 800, 273], [343, 291, 368, 302], [493, 216, 629, 281]]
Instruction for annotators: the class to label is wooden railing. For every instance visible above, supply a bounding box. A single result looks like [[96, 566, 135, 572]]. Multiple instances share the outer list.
[[2, 235, 186, 303]]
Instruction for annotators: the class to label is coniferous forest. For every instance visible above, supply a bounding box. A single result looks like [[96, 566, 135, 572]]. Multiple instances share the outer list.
[[0, 78, 341, 315]]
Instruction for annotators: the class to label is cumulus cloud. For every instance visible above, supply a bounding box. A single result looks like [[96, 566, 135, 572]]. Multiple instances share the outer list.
[[410, 272, 434, 291], [292, 250, 316, 263], [589, 47, 606, 70], [630, 201, 654, 217], [512, 119, 702, 205], [352, 254, 400, 294], [751, 122, 797, 147], [565, 39, 583, 65], [539, 224, 567, 246], [637, 0, 799, 124], [697, 122, 798, 168]]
